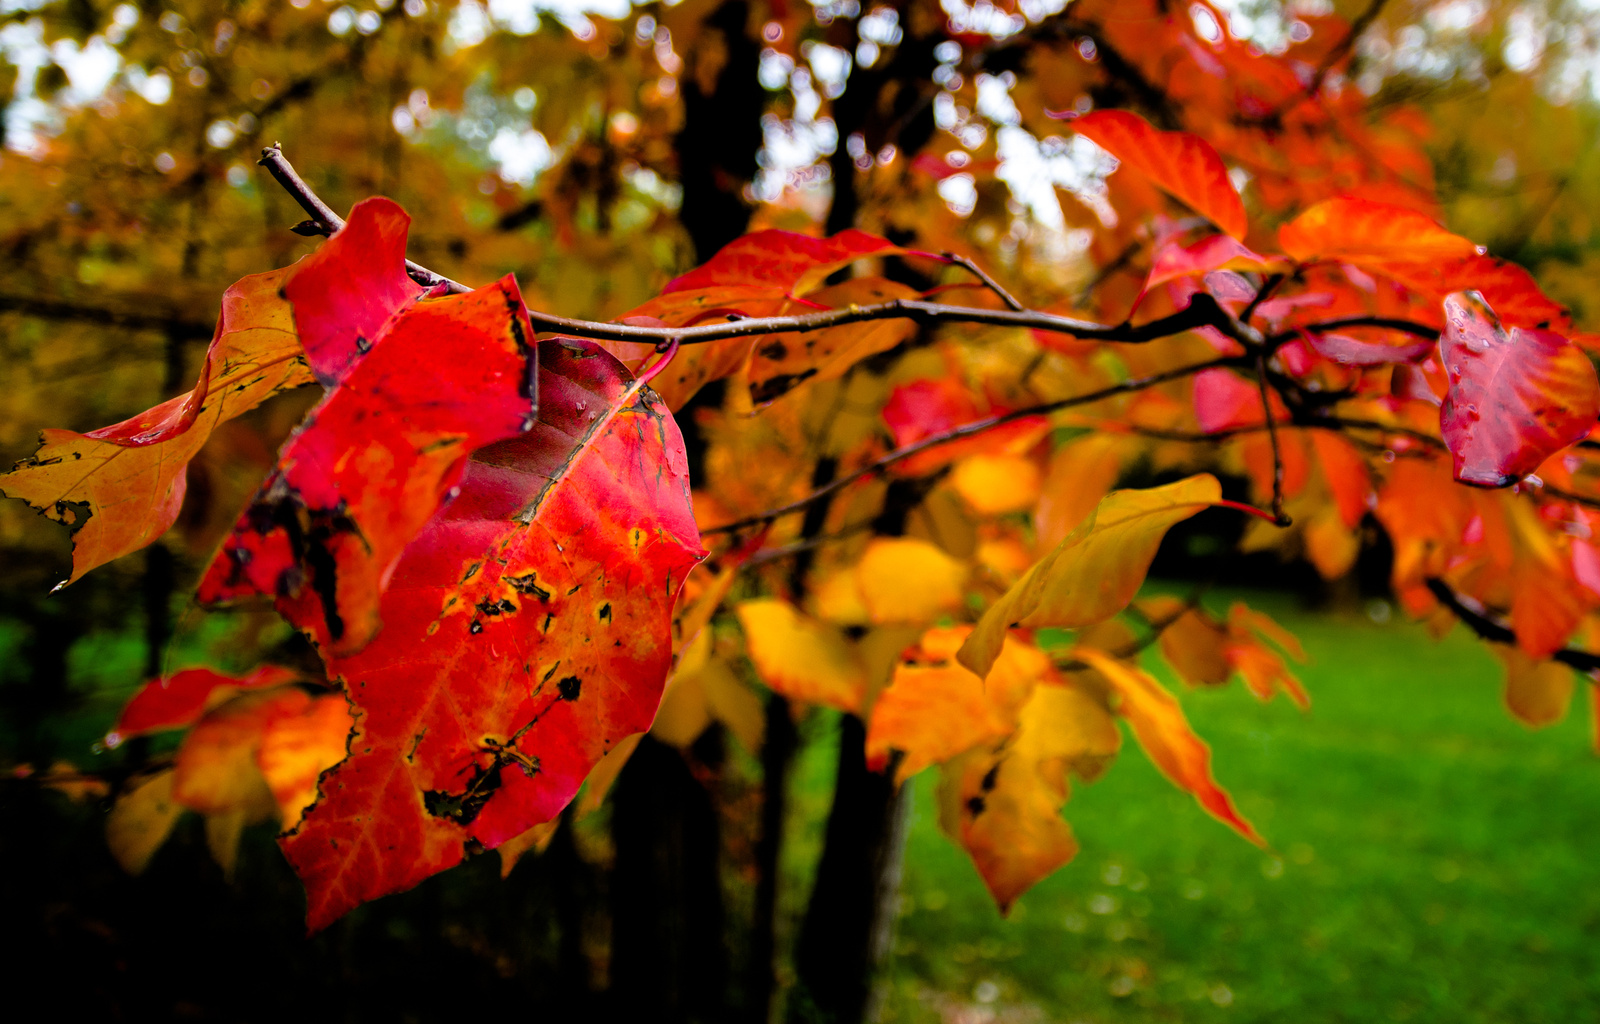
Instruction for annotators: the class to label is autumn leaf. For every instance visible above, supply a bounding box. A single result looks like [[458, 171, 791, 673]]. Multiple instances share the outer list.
[[109, 665, 300, 742], [737, 598, 867, 713], [866, 626, 1053, 783], [959, 476, 1222, 678], [0, 267, 305, 584], [604, 229, 905, 408], [1493, 644, 1575, 728], [198, 276, 538, 656], [855, 537, 969, 624], [1278, 196, 1479, 268], [1141, 235, 1290, 301], [106, 771, 184, 876], [1064, 109, 1249, 238], [1438, 291, 1599, 487], [938, 681, 1120, 911], [281, 338, 701, 932], [1074, 647, 1265, 846]]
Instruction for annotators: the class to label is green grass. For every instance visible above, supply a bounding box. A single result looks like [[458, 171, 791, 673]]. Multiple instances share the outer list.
[[877, 591, 1600, 1024]]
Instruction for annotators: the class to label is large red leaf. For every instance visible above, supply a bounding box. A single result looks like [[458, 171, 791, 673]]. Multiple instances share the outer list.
[[1065, 109, 1248, 238], [1439, 291, 1599, 487], [198, 277, 537, 656], [281, 339, 701, 931], [603, 229, 904, 408]]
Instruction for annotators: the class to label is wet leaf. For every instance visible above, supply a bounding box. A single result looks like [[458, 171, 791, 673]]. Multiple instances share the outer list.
[[1439, 291, 1599, 487]]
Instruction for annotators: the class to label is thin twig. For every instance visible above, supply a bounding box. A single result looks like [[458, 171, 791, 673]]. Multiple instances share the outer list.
[[943, 252, 1024, 311], [702, 356, 1242, 536], [259, 145, 470, 294], [1255, 354, 1292, 526], [1239, 273, 1285, 325], [258, 145, 1248, 350]]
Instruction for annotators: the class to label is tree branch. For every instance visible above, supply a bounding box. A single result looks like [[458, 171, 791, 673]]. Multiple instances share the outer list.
[[1425, 579, 1600, 673], [0, 294, 213, 337], [702, 356, 1242, 536], [1256, 353, 1292, 526]]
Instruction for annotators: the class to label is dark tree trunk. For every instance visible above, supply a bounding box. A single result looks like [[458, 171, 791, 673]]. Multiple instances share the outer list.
[[676, 0, 764, 261], [787, 716, 905, 1024], [608, 734, 727, 1024]]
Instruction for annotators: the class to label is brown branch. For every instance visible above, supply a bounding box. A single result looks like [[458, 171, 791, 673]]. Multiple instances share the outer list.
[[1256, 354, 1292, 526], [1425, 579, 1600, 673], [943, 252, 1024, 311], [1273, 316, 1441, 344], [0, 294, 213, 337], [260, 144, 1256, 350], [702, 356, 1241, 536]]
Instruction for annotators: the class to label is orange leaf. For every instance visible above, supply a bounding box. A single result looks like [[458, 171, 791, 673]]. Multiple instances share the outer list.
[[1278, 196, 1478, 268], [0, 267, 306, 583], [1075, 648, 1265, 846], [866, 626, 1052, 783], [855, 538, 968, 625], [937, 681, 1120, 911], [1493, 644, 1574, 728], [1068, 109, 1248, 238]]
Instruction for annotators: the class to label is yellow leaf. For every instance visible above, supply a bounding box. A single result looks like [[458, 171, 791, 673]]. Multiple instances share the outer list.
[[856, 537, 968, 625], [811, 566, 871, 626], [651, 668, 712, 748], [256, 693, 352, 830], [938, 682, 1120, 911], [498, 819, 561, 877], [171, 692, 285, 822], [960, 475, 1221, 677], [1494, 644, 1574, 727], [737, 598, 866, 712], [577, 733, 645, 817], [106, 770, 183, 875], [205, 808, 248, 880], [1075, 648, 1265, 846], [950, 453, 1041, 516], [701, 658, 766, 753]]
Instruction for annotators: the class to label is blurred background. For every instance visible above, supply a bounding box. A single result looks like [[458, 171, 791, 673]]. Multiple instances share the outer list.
[[2, 0, 1599, 1020]]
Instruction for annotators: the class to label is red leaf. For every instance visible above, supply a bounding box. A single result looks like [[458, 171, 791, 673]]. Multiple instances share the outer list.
[[198, 277, 538, 656], [281, 339, 702, 931], [111, 666, 300, 741], [662, 228, 901, 295], [288, 197, 430, 386], [1064, 110, 1248, 238], [1439, 292, 1600, 487], [882, 377, 1047, 475], [1303, 330, 1434, 366], [1143, 234, 1287, 297], [1192, 368, 1289, 433]]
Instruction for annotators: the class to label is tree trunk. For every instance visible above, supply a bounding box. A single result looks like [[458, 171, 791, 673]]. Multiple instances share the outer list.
[[608, 733, 727, 1024], [786, 715, 906, 1024]]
